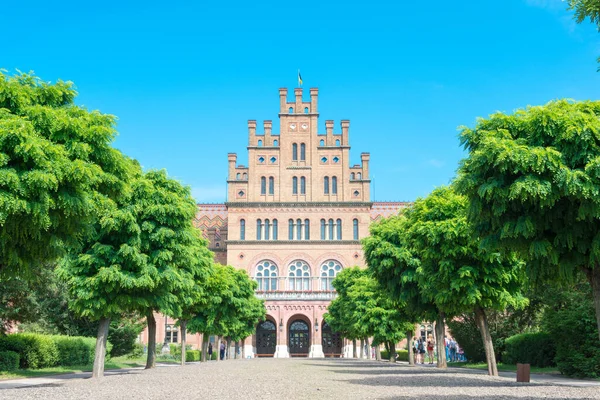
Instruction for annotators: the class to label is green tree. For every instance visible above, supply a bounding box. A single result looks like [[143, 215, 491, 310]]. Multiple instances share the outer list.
[[405, 186, 526, 375], [457, 100, 600, 341], [363, 214, 441, 365], [566, 1, 600, 66], [0, 71, 129, 276]]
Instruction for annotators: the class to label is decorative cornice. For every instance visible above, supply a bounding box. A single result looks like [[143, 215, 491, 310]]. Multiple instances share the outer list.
[[226, 240, 361, 245], [227, 180, 248, 183], [278, 113, 320, 117], [225, 202, 372, 208], [247, 146, 280, 150], [317, 146, 350, 150], [286, 166, 312, 170]]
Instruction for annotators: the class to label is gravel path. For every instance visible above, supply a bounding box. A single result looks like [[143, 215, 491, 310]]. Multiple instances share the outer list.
[[1, 359, 599, 400]]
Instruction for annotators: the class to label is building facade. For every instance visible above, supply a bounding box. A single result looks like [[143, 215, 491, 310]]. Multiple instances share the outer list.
[[191, 88, 408, 357]]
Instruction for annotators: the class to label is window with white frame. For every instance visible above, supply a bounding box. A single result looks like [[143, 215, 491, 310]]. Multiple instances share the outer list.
[[320, 260, 342, 291], [255, 260, 278, 291], [288, 260, 311, 290]]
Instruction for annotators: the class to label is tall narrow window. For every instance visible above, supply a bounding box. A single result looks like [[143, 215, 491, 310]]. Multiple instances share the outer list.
[[332, 176, 338, 195], [260, 177, 266, 195], [258, 139, 263, 147], [292, 143, 298, 161], [336, 219, 342, 240], [328, 219, 334, 240], [304, 219, 310, 240], [257, 219, 262, 240], [353, 218, 359, 240], [265, 219, 270, 240], [357, 172, 362, 180], [300, 143, 306, 161], [350, 172, 355, 180], [324, 176, 329, 194], [335, 139, 340, 146], [240, 219, 245, 240], [292, 176, 298, 195], [268, 177, 274, 195], [300, 177, 306, 195], [321, 219, 326, 240], [273, 219, 278, 240], [319, 139, 325, 146], [289, 219, 294, 240], [296, 218, 302, 240]]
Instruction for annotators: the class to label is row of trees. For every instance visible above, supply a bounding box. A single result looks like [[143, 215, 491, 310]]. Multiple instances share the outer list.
[[355, 100, 600, 376], [0, 71, 265, 378]]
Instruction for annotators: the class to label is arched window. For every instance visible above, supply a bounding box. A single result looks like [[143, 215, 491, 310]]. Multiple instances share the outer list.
[[273, 219, 278, 240], [255, 260, 278, 291], [300, 143, 306, 161], [288, 260, 311, 290], [357, 172, 362, 180], [350, 172, 355, 180], [236, 173, 240, 180], [296, 218, 302, 240], [321, 260, 342, 291], [292, 176, 298, 195], [273, 139, 279, 146], [353, 218, 359, 240], [300, 176, 306, 195], [257, 219, 262, 240], [328, 219, 334, 240], [320, 219, 326, 240], [319, 139, 324, 146], [292, 143, 298, 161], [265, 219, 270, 240], [324, 176, 329, 194], [304, 219, 310, 240], [268, 177, 274, 195], [304, 107, 309, 114], [289, 107, 294, 114], [332, 176, 337, 195], [335, 139, 340, 146], [258, 139, 263, 147], [240, 219, 245, 240], [260, 177, 266, 195], [242, 172, 247, 180], [336, 219, 342, 240], [288, 219, 294, 240]]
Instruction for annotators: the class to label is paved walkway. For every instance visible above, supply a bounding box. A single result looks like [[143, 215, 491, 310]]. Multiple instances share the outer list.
[[0, 359, 598, 399]]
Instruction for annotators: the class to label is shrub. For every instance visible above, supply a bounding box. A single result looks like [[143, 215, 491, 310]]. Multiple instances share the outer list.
[[0, 333, 58, 369], [503, 332, 555, 367], [541, 279, 600, 378], [0, 351, 19, 371], [186, 350, 201, 361], [396, 350, 409, 362], [50, 336, 98, 366], [108, 319, 144, 357], [127, 342, 144, 359]]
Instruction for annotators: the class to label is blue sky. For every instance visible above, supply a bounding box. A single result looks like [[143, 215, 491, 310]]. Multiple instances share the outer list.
[[2, 0, 599, 202]]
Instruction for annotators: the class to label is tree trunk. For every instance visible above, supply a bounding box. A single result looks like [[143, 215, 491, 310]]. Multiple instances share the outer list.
[[201, 334, 209, 362], [242, 339, 246, 359], [375, 345, 381, 361], [234, 341, 239, 359], [365, 338, 371, 359], [407, 330, 414, 366], [360, 338, 364, 358], [145, 312, 157, 369], [585, 267, 600, 342], [352, 339, 357, 358], [180, 320, 187, 366], [388, 341, 396, 362], [474, 306, 498, 376], [227, 338, 233, 360], [92, 317, 110, 379], [435, 312, 447, 369]]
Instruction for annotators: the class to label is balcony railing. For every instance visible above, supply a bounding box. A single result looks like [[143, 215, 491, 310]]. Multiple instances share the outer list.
[[255, 290, 338, 301]]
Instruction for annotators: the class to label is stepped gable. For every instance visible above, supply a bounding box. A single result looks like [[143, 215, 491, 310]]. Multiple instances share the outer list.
[[370, 201, 411, 221]]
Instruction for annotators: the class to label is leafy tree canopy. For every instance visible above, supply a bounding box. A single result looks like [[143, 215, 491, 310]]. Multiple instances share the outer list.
[[0, 71, 130, 276]]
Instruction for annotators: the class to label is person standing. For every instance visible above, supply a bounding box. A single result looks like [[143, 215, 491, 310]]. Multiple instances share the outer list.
[[417, 337, 425, 364], [208, 342, 213, 361], [426, 334, 435, 365], [220, 341, 226, 360]]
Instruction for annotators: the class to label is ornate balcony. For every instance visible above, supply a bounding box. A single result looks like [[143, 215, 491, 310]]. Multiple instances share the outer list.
[[255, 290, 338, 301]]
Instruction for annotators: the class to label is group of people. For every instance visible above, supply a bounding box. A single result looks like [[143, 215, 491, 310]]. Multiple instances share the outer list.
[[412, 335, 465, 364], [206, 342, 227, 360]]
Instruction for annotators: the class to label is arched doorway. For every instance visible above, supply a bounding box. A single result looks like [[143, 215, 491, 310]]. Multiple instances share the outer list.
[[288, 319, 310, 357], [321, 321, 342, 357], [256, 320, 277, 357]]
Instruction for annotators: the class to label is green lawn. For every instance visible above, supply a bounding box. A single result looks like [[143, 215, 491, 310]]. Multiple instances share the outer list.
[[0, 355, 183, 380], [446, 361, 560, 375]]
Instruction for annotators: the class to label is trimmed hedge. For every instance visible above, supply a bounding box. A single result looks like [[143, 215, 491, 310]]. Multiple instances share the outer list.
[[503, 332, 556, 368], [0, 333, 111, 369], [380, 349, 409, 361], [0, 351, 20, 371], [186, 350, 201, 361]]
